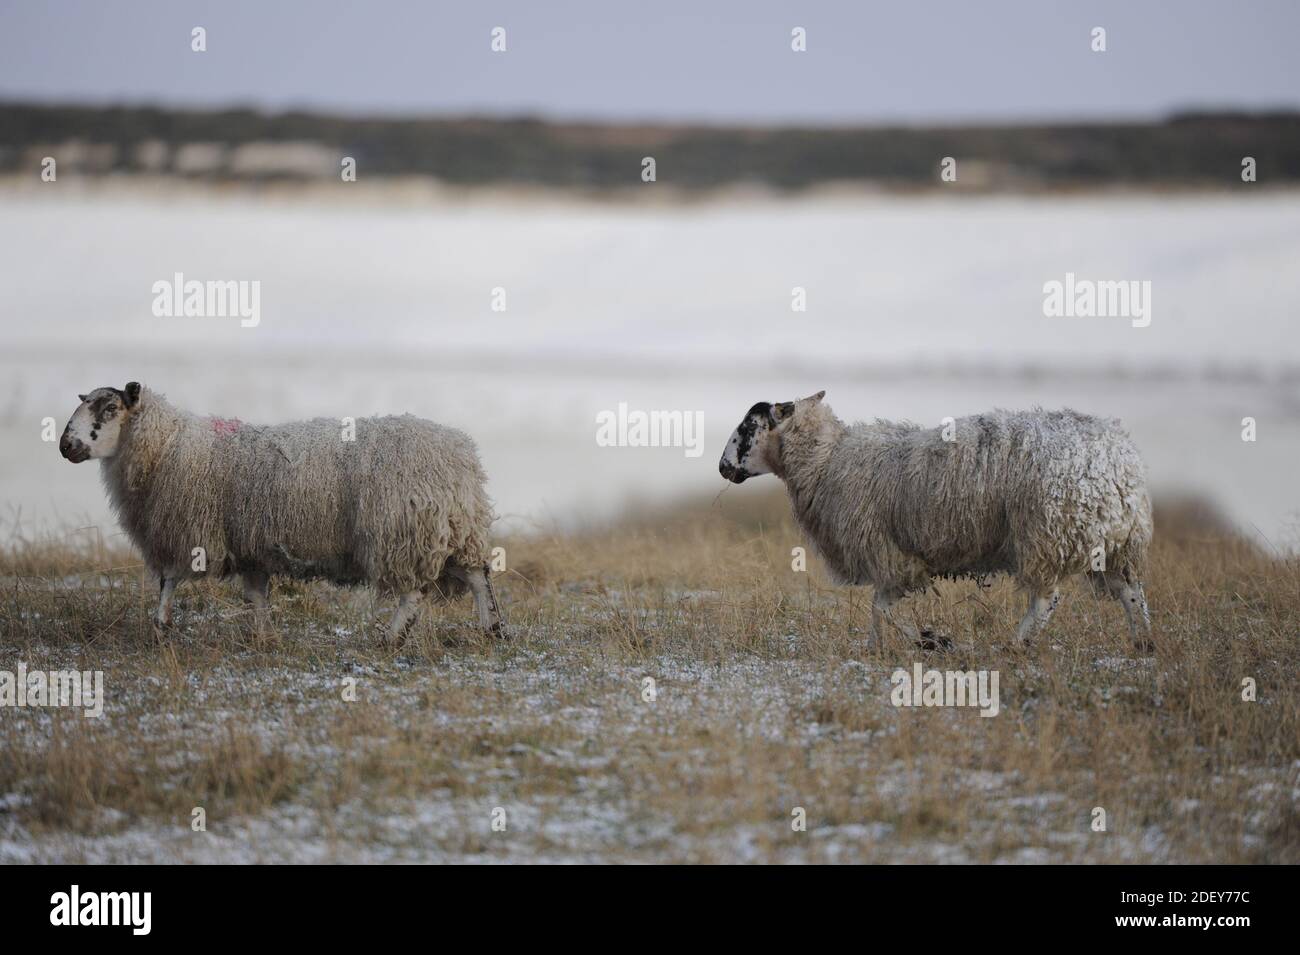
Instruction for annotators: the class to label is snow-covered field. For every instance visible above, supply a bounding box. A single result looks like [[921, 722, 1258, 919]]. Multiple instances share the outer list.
[[2, 186, 1298, 548]]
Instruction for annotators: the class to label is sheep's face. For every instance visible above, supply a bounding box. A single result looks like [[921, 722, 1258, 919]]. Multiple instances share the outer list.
[[719, 402, 783, 483], [720, 392, 827, 483], [60, 383, 141, 463]]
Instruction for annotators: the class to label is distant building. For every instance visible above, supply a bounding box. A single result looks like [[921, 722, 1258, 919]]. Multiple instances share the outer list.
[[228, 141, 337, 178], [24, 140, 117, 173], [172, 142, 228, 175], [134, 139, 170, 173]]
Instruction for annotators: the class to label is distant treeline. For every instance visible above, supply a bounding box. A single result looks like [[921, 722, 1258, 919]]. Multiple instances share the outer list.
[[2, 101, 1299, 190]]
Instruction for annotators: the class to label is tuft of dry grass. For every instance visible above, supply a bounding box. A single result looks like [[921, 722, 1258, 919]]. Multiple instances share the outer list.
[[0, 491, 1295, 862]]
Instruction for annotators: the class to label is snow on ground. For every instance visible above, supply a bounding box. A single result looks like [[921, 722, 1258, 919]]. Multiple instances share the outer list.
[[2, 189, 1299, 544]]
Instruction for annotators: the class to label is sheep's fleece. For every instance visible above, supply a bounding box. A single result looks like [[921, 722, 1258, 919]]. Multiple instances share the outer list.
[[720, 393, 1152, 643], [70, 384, 494, 608]]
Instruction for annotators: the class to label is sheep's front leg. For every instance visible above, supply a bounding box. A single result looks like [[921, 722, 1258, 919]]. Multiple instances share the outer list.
[[241, 570, 271, 629], [869, 590, 890, 644], [241, 570, 270, 609], [870, 588, 923, 646], [1015, 588, 1060, 645], [153, 575, 177, 627]]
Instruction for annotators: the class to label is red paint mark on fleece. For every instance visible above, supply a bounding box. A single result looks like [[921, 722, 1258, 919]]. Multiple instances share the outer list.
[[209, 417, 243, 435]]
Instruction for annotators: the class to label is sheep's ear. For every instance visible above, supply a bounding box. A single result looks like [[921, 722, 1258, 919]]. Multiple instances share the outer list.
[[78, 394, 88, 403], [806, 390, 826, 403], [123, 382, 141, 407], [772, 401, 796, 421]]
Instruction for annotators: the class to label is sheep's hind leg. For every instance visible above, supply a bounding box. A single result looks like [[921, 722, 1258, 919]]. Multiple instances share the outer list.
[[153, 576, 177, 628], [481, 568, 505, 637], [385, 591, 425, 645], [449, 564, 505, 637], [1093, 572, 1152, 653], [1120, 581, 1153, 653], [1015, 587, 1060, 645]]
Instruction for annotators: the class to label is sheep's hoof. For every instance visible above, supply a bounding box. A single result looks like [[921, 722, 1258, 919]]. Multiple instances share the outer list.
[[486, 621, 507, 639], [916, 628, 953, 652], [1132, 637, 1156, 655]]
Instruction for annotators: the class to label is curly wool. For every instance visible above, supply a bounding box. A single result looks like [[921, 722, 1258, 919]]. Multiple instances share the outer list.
[[102, 387, 494, 598], [776, 403, 1151, 595]]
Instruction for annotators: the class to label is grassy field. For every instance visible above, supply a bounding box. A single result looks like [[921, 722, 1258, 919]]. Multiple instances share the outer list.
[[0, 490, 1296, 863]]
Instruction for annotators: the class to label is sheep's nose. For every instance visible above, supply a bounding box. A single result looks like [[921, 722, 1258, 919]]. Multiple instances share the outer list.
[[719, 460, 747, 483], [60, 435, 84, 461]]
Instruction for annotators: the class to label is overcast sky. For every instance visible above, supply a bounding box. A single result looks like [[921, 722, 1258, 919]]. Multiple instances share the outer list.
[[1, 1, 1297, 125]]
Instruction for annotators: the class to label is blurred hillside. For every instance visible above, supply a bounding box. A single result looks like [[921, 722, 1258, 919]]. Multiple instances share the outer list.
[[3, 102, 1299, 190]]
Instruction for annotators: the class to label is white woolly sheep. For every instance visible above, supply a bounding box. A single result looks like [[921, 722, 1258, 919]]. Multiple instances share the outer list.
[[59, 382, 503, 638], [719, 392, 1152, 649]]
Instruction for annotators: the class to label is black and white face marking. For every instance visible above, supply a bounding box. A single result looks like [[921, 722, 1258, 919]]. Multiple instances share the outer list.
[[60, 383, 140, 463], [719, 402, 776, 484]]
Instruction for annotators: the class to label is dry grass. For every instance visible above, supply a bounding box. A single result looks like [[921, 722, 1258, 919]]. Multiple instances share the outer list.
[[0, 490, 1296, 863]]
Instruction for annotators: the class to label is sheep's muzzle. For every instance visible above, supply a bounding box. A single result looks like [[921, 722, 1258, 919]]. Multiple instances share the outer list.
[[60, 435, 90, 463], [719, 460, 749, 484]]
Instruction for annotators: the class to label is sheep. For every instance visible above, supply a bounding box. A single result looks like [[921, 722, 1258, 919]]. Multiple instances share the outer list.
[[718, 392, 1153, 650], [58, 382, 503, 638]]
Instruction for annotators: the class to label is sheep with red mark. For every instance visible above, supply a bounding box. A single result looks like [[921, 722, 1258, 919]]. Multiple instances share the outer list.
[[59, 382, 502, 638]]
